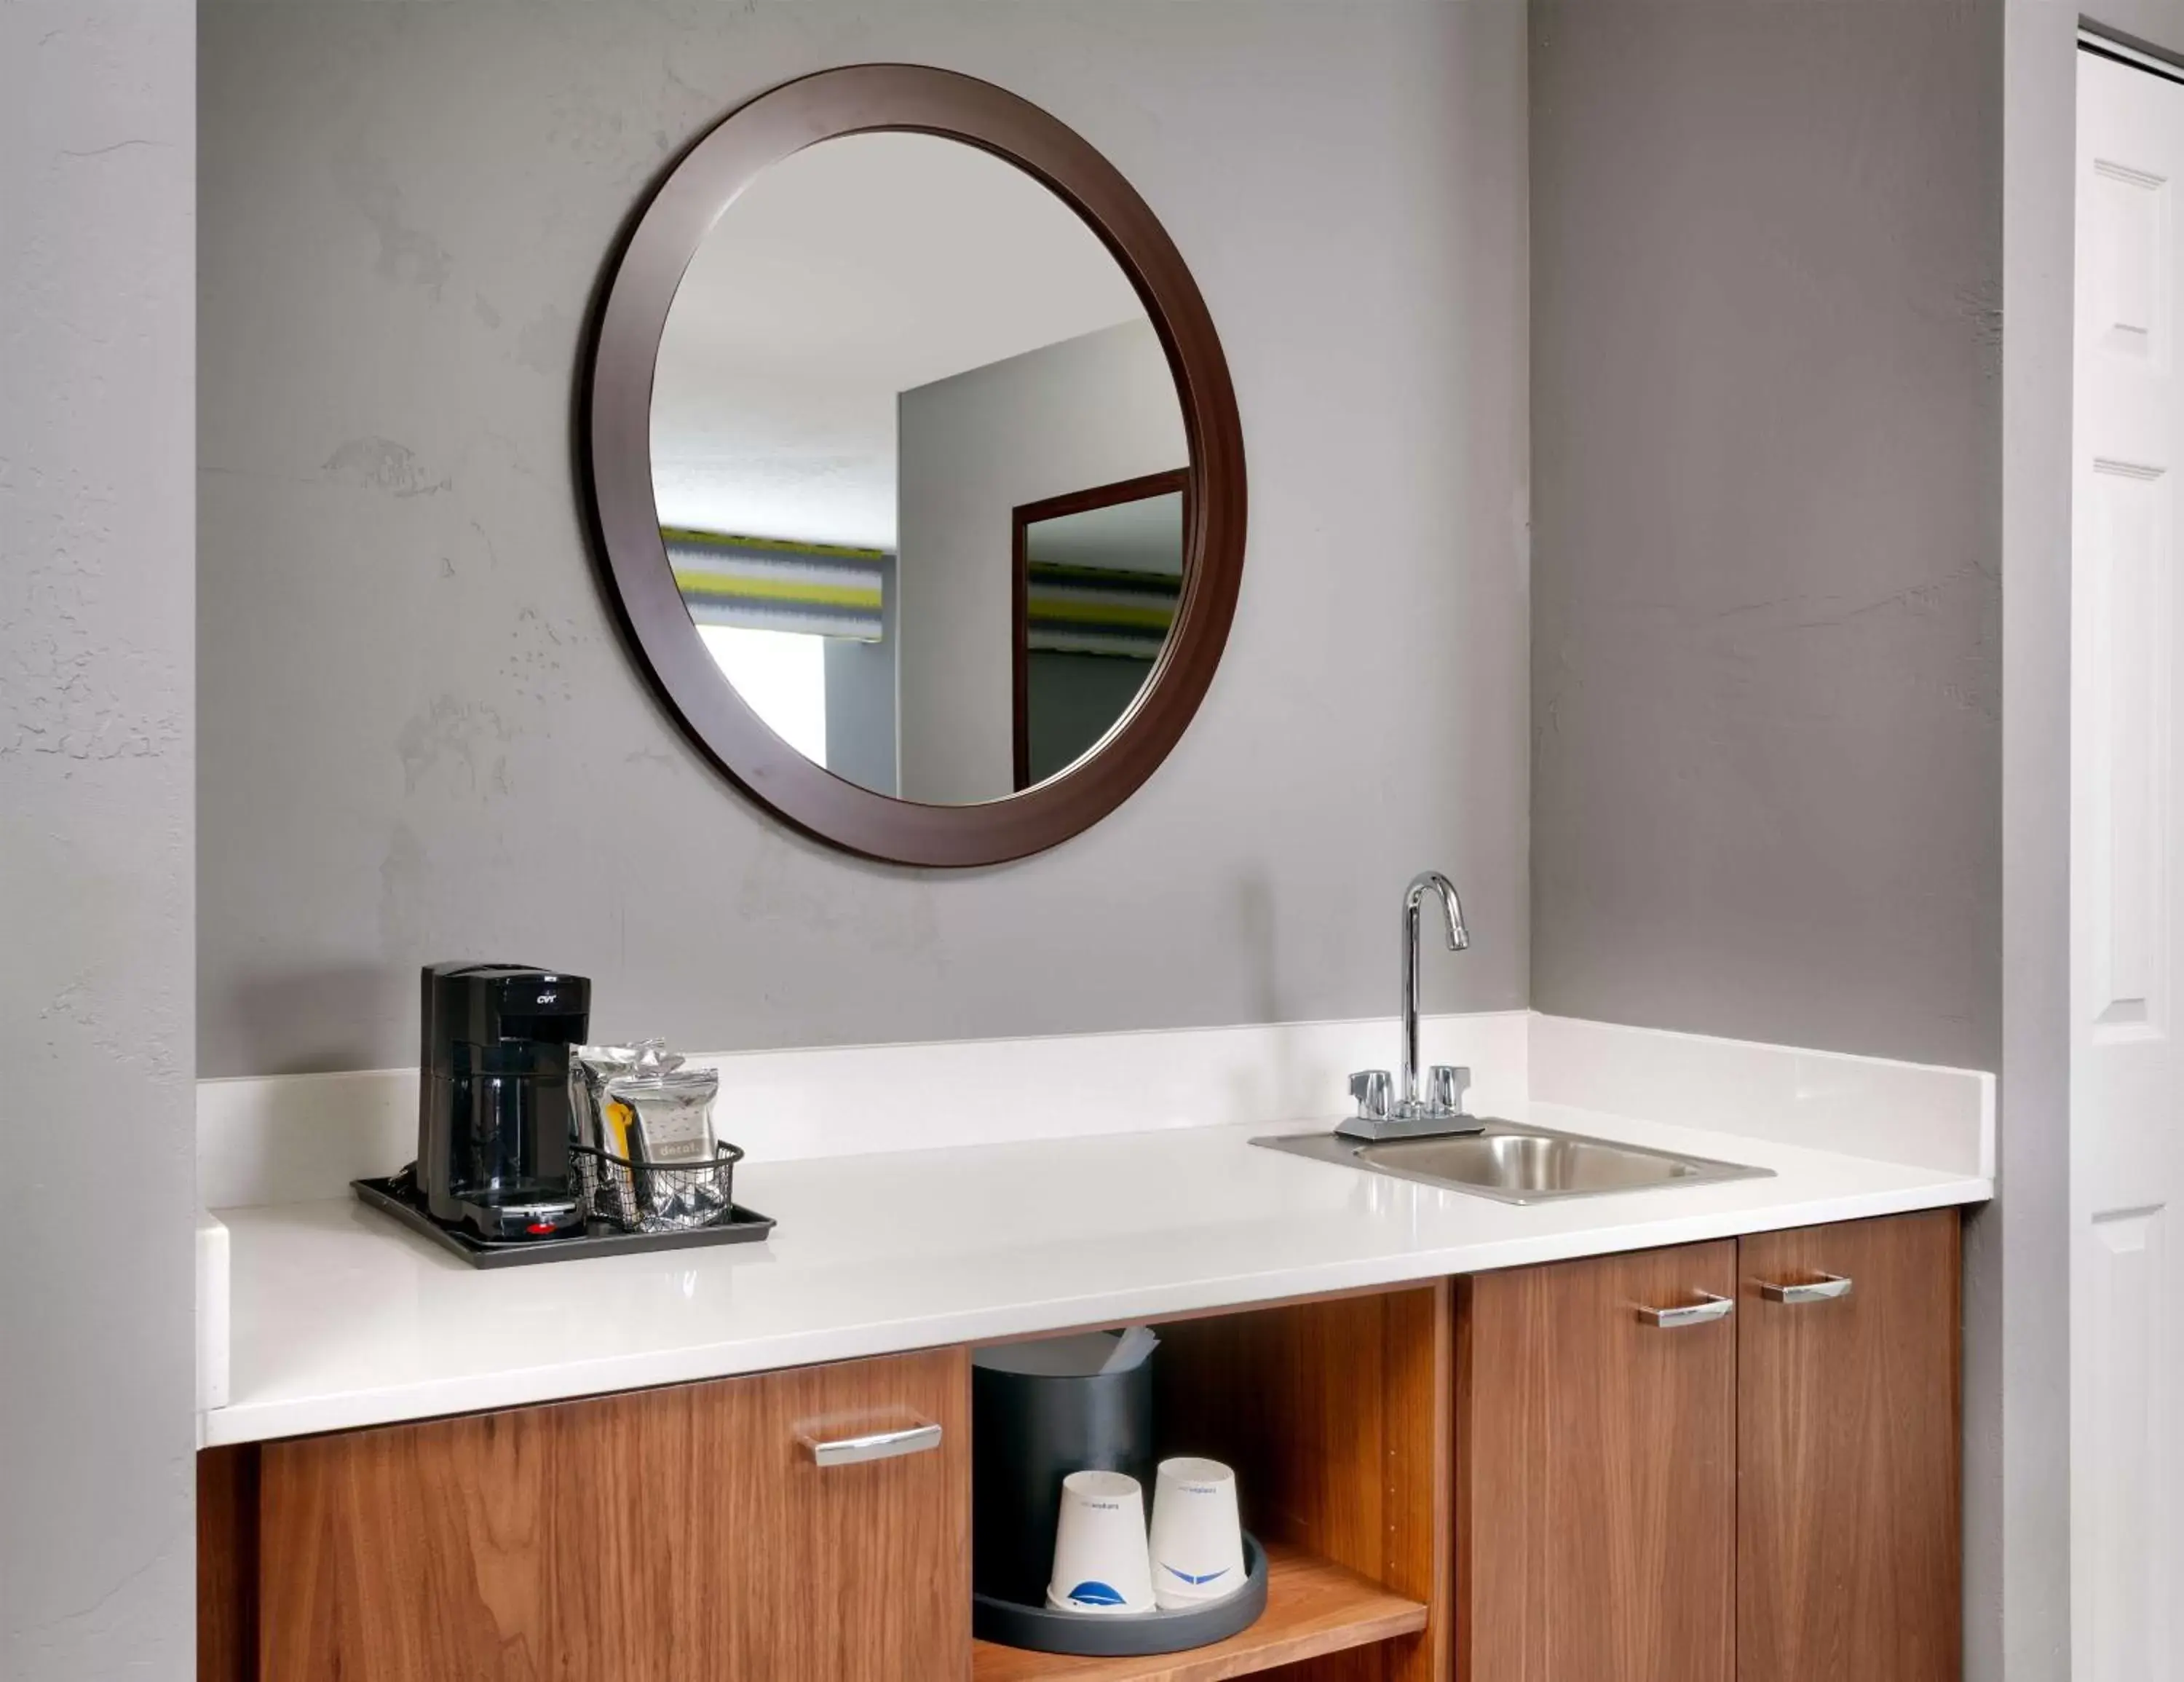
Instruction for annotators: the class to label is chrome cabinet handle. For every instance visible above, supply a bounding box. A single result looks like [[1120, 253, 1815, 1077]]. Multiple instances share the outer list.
[[802, 1421, 943, 1467], [1760, 1273, 1853, 1305], [1636, 1292, 1735, 1329]]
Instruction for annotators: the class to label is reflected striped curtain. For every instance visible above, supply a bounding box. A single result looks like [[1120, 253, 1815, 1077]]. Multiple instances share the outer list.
[[665, 529, 887, 641], [1024, 561, 1179, 659]]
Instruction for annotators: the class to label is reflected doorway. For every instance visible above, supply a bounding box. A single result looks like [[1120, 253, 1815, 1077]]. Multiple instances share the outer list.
[[1012, 469, 1190, 791]]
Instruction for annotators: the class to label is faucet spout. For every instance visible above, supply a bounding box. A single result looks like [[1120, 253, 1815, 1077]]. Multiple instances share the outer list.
[[1410, 870, 1469, 953], [1401, 871, 1469, 1110]]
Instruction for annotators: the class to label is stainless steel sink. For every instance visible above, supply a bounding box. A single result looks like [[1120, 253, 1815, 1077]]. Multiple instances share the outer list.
[[1253, 1120, 1771, 1205]]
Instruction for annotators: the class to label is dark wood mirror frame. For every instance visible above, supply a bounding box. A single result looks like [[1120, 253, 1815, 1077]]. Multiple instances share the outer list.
[[582, 63, 1246, 868]]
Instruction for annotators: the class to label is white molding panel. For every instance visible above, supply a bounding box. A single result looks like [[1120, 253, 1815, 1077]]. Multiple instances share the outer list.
[[2083, 1205, 2174, 1682]]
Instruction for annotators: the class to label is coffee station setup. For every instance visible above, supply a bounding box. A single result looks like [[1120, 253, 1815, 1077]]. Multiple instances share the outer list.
[[353, 963, 772, 1266], [347, 960, 1270, 1663]]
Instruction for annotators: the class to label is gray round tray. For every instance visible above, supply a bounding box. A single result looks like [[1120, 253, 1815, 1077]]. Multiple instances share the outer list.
[[972, 1532, 1267, 1657]]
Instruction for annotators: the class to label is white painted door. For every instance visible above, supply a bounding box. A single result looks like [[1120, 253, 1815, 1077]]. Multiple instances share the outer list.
[[2073, 46, 2184, 1682]]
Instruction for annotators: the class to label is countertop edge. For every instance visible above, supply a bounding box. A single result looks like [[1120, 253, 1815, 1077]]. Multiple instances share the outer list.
[[199, 1170, 1990, 1448]]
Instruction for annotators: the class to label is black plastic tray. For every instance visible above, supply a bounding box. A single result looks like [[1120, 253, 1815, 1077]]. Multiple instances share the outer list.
[[971, 1531, 1267, 1657], [352, 1175, 775, 1268]]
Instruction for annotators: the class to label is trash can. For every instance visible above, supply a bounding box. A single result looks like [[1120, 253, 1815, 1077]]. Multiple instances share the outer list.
[[971, 1328, 1158, 1606]]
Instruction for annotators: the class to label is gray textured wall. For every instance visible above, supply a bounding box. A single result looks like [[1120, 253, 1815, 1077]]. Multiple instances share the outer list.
[[1529, 0, 2003, 1072], [1531, 4, 2019, 1675], [0, 4, 198, 1678], [197, 0, 1532, 1077]]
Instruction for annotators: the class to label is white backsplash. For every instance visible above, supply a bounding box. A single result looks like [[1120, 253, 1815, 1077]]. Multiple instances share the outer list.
[[1528, 1014, 1993, 1179], [197, 1011, 1531, 1209], [196, 1008, 1994, 1210]]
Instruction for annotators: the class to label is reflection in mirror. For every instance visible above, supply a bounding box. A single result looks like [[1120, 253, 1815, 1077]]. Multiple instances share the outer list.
[[1013, 472, 1186, 791], [649, 131, 1187, 805]]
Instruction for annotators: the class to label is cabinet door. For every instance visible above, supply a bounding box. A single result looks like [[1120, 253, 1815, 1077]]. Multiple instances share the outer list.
[[1457, 1241, 1738, 1682], [1738, 1210, 1960, 1682], [258, 1346, 970, 1682]]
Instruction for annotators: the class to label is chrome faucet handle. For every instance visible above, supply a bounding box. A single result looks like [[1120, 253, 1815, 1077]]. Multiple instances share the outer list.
[[1349, 1069, 1393, 1121], [1425, 1065, 1471, 1118]]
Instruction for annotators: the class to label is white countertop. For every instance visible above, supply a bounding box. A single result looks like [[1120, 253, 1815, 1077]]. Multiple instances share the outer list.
[[202, 1099, 1989, 1445]]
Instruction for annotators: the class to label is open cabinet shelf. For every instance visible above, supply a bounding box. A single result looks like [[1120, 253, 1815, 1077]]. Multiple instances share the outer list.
[[969, 1541, 1428, 1681], [973, 1279, 1450, 1682]]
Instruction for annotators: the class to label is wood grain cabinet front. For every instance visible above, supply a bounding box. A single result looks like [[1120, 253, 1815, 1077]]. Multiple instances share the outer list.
[[197, 1216, 1962, 1682], [233, 1345, 970, 1682], [1453, 1213, 1962, 1682], [1455, 1240, 1741, 1682], [1737, 1210, 1961, 1682]]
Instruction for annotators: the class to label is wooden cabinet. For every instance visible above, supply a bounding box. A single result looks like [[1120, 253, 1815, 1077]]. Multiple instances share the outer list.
[[199, 1215, 1961, 1682], [1455, 1212, 1961, 1682], [223, 1346, 969, 1682], [1455, 1239, 1740, 1682], [204, 1290, 1447, 1682], [1737, 1210, 1960, 1682]]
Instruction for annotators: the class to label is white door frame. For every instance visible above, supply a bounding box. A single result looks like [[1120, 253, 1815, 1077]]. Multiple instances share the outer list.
[[2070, 39, 2183, 1682]]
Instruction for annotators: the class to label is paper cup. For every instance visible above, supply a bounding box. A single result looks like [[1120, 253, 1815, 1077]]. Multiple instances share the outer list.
[[1148, 1456, 1246, 1609], [1046, 1469, 1155, 1614]]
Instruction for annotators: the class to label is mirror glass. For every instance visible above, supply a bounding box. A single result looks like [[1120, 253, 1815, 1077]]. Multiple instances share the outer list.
[[650, 132, 1190, 805]]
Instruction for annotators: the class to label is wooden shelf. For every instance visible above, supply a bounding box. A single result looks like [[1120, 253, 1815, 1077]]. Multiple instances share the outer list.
[[969, 1541, 1429, 1682]]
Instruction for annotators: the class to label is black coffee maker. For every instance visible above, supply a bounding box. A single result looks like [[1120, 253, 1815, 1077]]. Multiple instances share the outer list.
[[416, 962, 591, 1241]]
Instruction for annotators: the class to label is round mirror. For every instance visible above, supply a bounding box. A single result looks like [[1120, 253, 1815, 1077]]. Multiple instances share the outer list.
[[585, 66, 1244, 866]]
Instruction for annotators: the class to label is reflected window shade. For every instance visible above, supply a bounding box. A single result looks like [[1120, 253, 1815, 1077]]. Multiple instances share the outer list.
[[1024, 561, 1178, 658], [665, 529, 887, 641]]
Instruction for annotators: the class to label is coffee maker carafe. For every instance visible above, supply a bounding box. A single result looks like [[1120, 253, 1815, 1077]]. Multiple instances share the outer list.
[[417, 963, 591, 1241]]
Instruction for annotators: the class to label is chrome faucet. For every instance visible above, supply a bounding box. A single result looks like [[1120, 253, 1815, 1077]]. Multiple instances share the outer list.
[[1400, 871, 1468, 1107], [1337, 871, 1481, 1142]]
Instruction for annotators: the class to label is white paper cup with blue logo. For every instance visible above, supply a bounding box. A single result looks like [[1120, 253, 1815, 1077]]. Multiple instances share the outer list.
[[1045, 1469, 1155, 1615], [1148, 1457, 1246, 1610]]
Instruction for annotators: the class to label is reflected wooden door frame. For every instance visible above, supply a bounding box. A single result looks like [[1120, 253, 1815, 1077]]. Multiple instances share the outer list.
[[1010, 467, 1192, 794]]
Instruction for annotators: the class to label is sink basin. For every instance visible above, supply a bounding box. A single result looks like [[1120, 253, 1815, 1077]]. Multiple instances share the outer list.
[[1253, 1121, 1771, 1205]]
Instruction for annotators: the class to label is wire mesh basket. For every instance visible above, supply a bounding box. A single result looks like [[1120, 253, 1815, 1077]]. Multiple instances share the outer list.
[[572, 1142, 743, 1233]]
